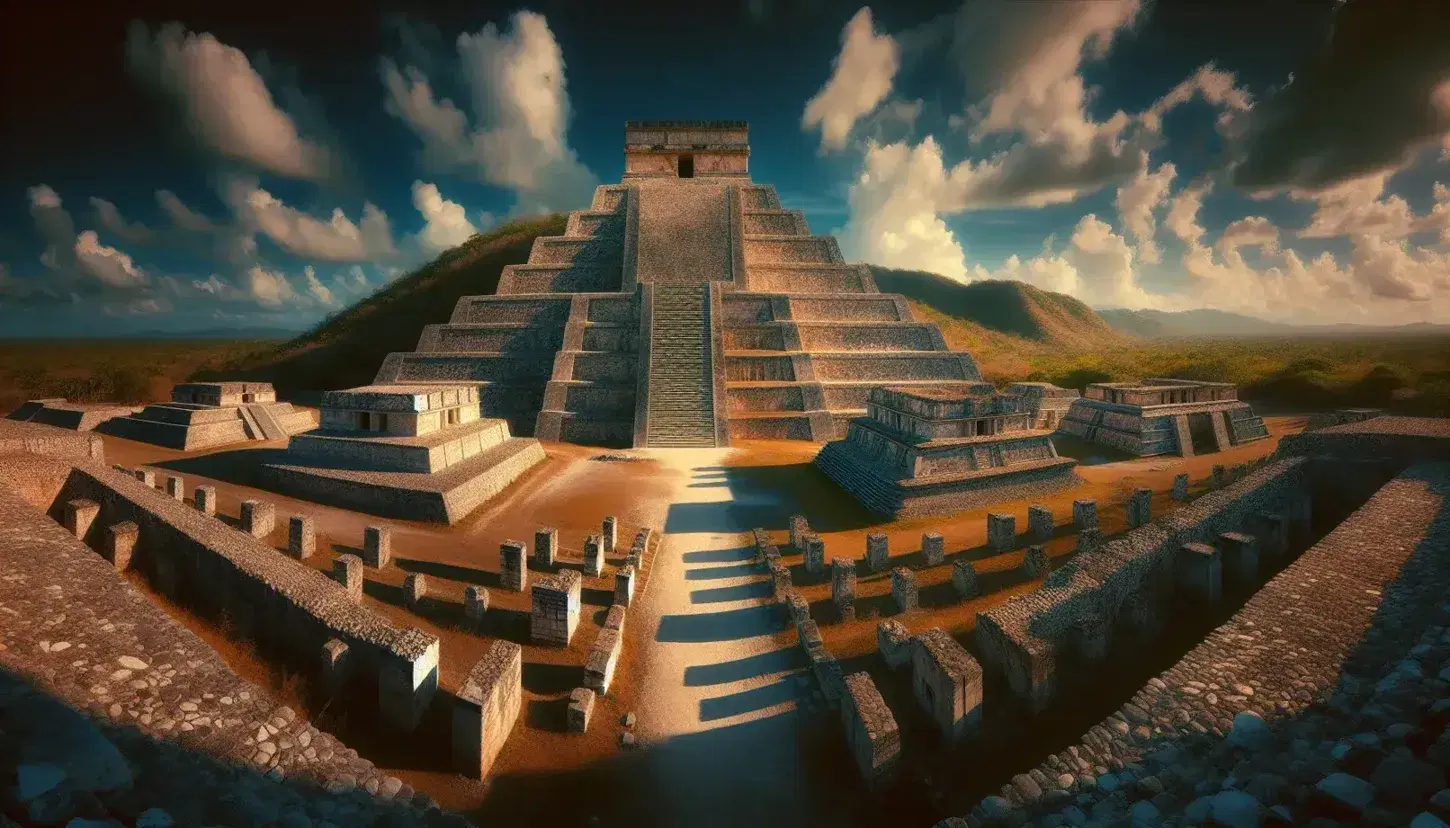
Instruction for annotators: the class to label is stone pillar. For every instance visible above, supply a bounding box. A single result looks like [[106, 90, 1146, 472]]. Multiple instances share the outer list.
[[614, 565, 636, 607], [63, 499, 99, 540], [453, 640, 522, 779], [1172, 473, 1190, 502], [134, 468, 156, 487], [922, 532, 944, 567], [363, 526, 392, 568], [951, 560, 979, 598], [1076, 528, 1102, 554], [1176, 542, 1221, 602], [193, 486, 217, 516], [831, 559, 856, 621], [239, 500, 275, 538], [769, 559, 792, 599], [840, 672, 901, 789], [319, 639, 350, 697], [604, 604, 626, 633], [584, 627, 623, 694], [789, 514, 809, 549], [501, 540, 528, 591], [1217, 531, 1259, 584], [104, 522, 139, 570], [1022, 546, 1050, 579], [1072, 499, 1098, 530], [803, 534, 826, 576], [890, 567, 918, 613], [1027, 505, 1053, 542], [534, 527, 557, 569], [911, 628, 984, 742], [568, 687, 595, 733], [785, 590, 811, 628], [531, 571, 582, 645], [1212, 464, 1226, 488], [1248, 511, 1289, 559], [877, 620, 912, 669], [865, 533, 889, 572], [287, 515, 315, 559], [602, 516, 618, 556], [333, 555, 363, 603], [583, 534, 604, 578], [405, 573, 428, 609], [1127, 488, 1152, 528], [465, 586, 490, 627], [164, 476, 184, 501], [987, 513, 1015, 552]]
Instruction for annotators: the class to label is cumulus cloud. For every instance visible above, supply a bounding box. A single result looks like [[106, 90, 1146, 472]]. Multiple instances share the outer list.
[[381, 12, 598, 213], [1164, 181, 1211, 246], [969, 214, 1170, 310], [802, 8, 900, 152], [1296, 173, 1420, 240], [244, 265, 297, 307], [1114, 162, 1176, 263], [91, 198, 154, 244], [74, 231, 148, 289], [411, 181, 479, 253], [225, 178, 395, 262], [1218, 216, 1280, 258], [838, 138, 970, 281], [127, 22, 338, 181], [156, 190, 217, 233], [26, 185, 149, 292], [1142, 62, 1252, 133], [302, 265, 334, 305]]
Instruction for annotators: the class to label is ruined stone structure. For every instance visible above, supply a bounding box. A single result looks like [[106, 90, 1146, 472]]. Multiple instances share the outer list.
[[840, 672, 901, 789], [1060, 378, 1270, 457], [911, 628, 983, 743], [99, 382, 313, 450], [1006, 382, 1081, 430], [371, 121, 989, 448], [452, 640, 522, 780], [531, 571, 582, 646], [5, 398, 140, 431], [263, 385, 544, 524], [816, 386, 1079, 517]]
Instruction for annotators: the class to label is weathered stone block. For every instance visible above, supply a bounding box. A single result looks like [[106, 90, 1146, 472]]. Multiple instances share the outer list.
[[1212, 464, 1226, 487], [1027, 504, 1053, 542], [922, 532, 945, 566], [831, 559, 856, 620], [789, 514, 810, 550], [797, 617, 824, 651], [405, 572, 428, 609], [193, 485, 216, 516], [1176, 542, 1221, 602], [363, 525, 392, 568], [1172, 473, 1190, 501], [134, 468, 156, 487], [531, 570, 581, 646], [287, 515, 315, 559], [769, 558, 792, 598], [810, 645, 845, 703], [533, 526, 557, 569], [1127, 488, 1152, 528], [877, 620, 912, 669], [841, 672, 900, 788], [1022, 545, 1050, 579], [865, 533, 889, 572], [567, 687, 595, 733], [1248, 511, 1289, 559], [602, 516, 617, 556], [319, 638, 349, 697], [453, 640, 522, 779], [104, 522, 139, 570], [63, 498, 99, 540], [912, 628, 983, 742], [164, 475, 184, 501], [583, 534, 604, 578], [951, 559, 979, 598], [803, 534, 826, 576], [614, 565, 636, 607], [332, 554, 363, 603], [784, 590, 811, 627], [890, 567, 918, 613], [1076, 527, 1102, 553], [240, 499, 275, 538], [604, 603, 626, 633], [1217, 531, 1259, 584], [584, 627, 623, 694], [465, 586, 490, 626], [501, 539, 527, 591], [987, 513, 1015, 552], [1072, 499, 1098, 530]]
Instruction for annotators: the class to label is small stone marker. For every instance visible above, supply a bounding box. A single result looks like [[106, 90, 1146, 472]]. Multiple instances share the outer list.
[[1172, 473, 1190, 501], [789, 514, 809, 549], [333, 555, 363, 603], [363, 526, 392, 568], [583, 534, 604, 577], [890, 567, 918, 613], [831, 559, 856, 621], [405, 572, 428, 609], [105, 522, 139, 570], [614, 565, 636, 607], [164, 475, 184, 501], [951, 559, 978, 598], [1212, 464, 1226, 488], [1027, 504, 1053, 542], [501, 540, 528, 591], [1218, 531, 1259, 584], [877, 620, 912, 669], [865, 533, 889, 572], [320, 638, 350, 696], [134, 468, 156, 487], [464, 586, 490, 626], [1076, 527, 1102, 554], [1176, 542, 1221, 602], [240, 499, 275, 538], [921, 532, 944, 567], [1022, 545, 1050, 579], [1072, 499, 1098, 530], [602, 516, 617, 556], [1127, 488, 1152, 528], [567, 687, 595, 733], [63, 499, 99, 539], [287, 515, 315, 559], [534, 526, 557, 569], [803, 534, 826, 576], [531, 570, 582, 645], [193, 486, 217, 516], [987, 513, 1015, 552]]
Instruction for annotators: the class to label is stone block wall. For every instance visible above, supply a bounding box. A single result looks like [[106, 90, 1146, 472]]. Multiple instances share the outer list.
[[584, 627, 623, 694], [877, 620, 912, 669], [912, 628, 983, 743], [531, 571, 582, 646], [501, 540, 527, 590], [452, 640, 522, 780], [831, 559, 857, 620], [840, 672, 901, 789], [988, 513, 1015, 552]]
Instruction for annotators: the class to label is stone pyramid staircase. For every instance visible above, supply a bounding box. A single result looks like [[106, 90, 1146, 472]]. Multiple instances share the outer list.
[[642, 284, 718, 447]]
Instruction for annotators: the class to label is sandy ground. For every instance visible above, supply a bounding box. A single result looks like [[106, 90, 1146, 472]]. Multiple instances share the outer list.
[[89, 415, 1301, 826]]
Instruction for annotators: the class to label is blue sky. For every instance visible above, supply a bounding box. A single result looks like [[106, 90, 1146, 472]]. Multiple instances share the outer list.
[[1, 0, 1447, 336]]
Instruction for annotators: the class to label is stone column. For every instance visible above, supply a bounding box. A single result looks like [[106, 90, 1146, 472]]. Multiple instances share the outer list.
[[1217, 531, 1259, 584], [501, 540, 528, 591], [1212, 464, 1226, 487], [789, 514, 809, 549], [1176, 542, 1221, 602], [1076, 528, 1102, 554], [464, 586, 490, 627], [363, 526, 392, 568], [164, 476, 184, 501], [614, 565, 636, 607], [583, 534, 604, 577], [803, 534, 826, 576], [134, 468, 156, 487], [194, 486, 217, 516], [531, 571, 582, 645], [865, 533, 889, 572], [240, 500, 275, 538], [1172, 474, 1190, 502], [287, 515, 315, 559], [1022, 546, 1050, 579], [405, 573, 428, 609], [921, 532, 944, 567], [1072, 499, 1098, 530], [1127, 488, 1152, 528], [1027, 505, 1053, 542], [534, 527, 557, 569], [1248, 511, 1289, 560], [453, 640, 521, 779], [104, 522, 139, 570], [333, 555, 363, 603], [951, 560, 979, 598], [319, 639, 350, 698], [890, 567, 918, 613], [567, 687, 595, 733], [831, 559, 857, 621], [987, 513, 1015, 552], [63, 499, 99, 539], [602, 516, 618, 556]]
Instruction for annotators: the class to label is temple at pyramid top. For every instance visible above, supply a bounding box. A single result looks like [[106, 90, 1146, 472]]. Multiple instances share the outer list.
[[623, 120, 750, 179]]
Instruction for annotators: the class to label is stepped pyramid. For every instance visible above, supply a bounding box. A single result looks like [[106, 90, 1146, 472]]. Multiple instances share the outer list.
[[373, 121, 985, 448]]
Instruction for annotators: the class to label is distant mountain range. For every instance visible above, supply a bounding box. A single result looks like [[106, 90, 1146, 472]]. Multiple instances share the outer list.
[[0, 325, 305, 341], [1097, 308, 1450, 338]]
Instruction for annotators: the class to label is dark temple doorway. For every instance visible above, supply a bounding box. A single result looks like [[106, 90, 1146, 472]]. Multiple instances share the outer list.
[[678, 153, 694, 178]]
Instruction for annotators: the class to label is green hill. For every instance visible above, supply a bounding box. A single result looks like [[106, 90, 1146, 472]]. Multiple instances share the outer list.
[[196, 214, 567, 393]]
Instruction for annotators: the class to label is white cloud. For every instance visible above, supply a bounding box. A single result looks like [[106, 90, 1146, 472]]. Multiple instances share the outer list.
[[127, 22, 336, 181], [1164, 181, 1211, 246], [73, 231, 148, 289], [91, 198, 154, 244], [411, 181, 478, 252], [244, 265, 297, 307], [969, 214, 1169, 310], [1218, 216, 1280, 258], [839, 138, 969, 282], [226, 178, 395, 261], [302, 265, 334, 305], [156, 190, 217, 233], [1114, 162, 1176, 263], [802, 8, 900, 152], [1142, 62, 1252, 133], [1296, 173, 1418, 240], [381, 12, 598, 213]]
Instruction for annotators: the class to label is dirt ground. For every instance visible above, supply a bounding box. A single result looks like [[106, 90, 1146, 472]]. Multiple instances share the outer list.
[[94, 414, 1302, 827]]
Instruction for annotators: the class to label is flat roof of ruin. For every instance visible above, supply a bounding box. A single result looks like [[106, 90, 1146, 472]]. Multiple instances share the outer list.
[[174, 381, 274, 392], [1089, 378, 1236, 391], [879, 385, 1001, 402], [625, 120, 748, 129]]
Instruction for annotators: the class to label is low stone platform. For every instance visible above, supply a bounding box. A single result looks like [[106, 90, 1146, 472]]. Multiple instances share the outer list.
[[0, 419, 105, 464], [97, 382, 314, 450], [1060, 378, 1269, 458], [5, 398, 140, 431]]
